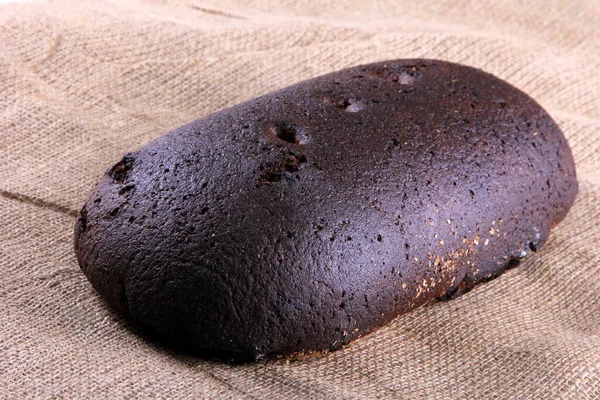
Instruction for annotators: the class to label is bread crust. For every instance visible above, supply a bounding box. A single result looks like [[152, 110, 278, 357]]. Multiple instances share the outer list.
[[74, 59, 578, 359]]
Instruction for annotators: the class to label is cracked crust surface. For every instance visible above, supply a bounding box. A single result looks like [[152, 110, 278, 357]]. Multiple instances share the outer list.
[[74, 59, 577, 359]]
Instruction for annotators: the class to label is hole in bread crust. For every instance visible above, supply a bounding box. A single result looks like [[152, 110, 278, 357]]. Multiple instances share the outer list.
[[118, 184, 135, 195], [321, 95, 364, 112], [258, 152, 307, 184], [109, 155, 135, 183], [266, 123, 307, 145], [339, 99, 363, 112], [276, 124, 297, 143], [506, 257, 522, 269], [366, 64, 423, 85]]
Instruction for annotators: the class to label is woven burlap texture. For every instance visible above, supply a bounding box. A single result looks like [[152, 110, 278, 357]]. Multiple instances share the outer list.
[[1, 0, 599, 398]]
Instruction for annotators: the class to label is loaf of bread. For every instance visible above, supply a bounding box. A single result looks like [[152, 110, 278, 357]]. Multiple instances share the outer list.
[[74, 59, 577, 360]]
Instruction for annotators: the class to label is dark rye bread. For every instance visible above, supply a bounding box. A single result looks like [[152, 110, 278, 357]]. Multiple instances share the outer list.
[[74, 59, 577, 360]]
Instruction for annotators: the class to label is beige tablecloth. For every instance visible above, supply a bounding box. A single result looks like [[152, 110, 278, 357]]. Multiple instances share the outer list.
[[1, 0, 599, 398]]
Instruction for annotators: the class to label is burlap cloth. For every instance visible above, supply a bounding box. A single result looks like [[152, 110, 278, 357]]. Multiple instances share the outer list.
[[1, 0, 599, 398]]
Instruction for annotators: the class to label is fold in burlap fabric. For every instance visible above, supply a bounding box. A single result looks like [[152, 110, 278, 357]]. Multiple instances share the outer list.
[[1, 0, 599, 398]]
